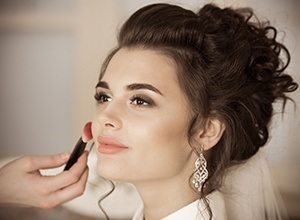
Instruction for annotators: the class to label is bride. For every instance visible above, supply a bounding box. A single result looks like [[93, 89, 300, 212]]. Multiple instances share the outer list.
[[91, 3, 298, 220]]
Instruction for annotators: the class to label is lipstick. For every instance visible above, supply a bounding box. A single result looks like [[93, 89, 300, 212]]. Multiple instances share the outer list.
[[64, 122, 93, 171], [97, 136, 129, 155]]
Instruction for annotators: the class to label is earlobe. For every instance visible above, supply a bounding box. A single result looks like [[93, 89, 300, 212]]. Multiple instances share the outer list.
[[198, 118, 226, 150]]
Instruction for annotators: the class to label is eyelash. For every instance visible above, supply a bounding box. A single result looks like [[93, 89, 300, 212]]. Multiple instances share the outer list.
[[94, 92, 112, 104], [94, 92, 155, 107], [129, 94, 155, 107]]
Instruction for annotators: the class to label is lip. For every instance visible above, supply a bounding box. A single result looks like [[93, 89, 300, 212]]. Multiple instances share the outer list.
[[97, 136, 129, 155]]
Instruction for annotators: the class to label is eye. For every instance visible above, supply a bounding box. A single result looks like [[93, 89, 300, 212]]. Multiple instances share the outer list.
[[129, 95, 155, 107], [94, 92, 112, 104]]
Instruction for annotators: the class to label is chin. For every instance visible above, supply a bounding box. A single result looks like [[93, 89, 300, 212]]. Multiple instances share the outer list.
[[96, 159, 127, 182]]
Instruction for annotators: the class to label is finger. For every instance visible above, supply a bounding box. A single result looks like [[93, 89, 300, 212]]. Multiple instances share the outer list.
[[41, 151, 88, 192], [21, 153, 71, 172], [42, 167, 89, 209]]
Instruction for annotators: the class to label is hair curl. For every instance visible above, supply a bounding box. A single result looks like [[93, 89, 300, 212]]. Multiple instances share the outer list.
[[98, 3, 298, 219]]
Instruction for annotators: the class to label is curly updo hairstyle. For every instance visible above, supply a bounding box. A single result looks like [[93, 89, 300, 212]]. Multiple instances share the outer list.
[[99, 3, 298, 219]]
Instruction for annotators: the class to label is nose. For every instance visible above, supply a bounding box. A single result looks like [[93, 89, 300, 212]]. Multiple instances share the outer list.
[[96, 102, 122, 130]]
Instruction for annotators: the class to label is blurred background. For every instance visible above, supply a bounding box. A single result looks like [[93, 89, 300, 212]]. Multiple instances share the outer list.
[[0, 0, 299, 219]]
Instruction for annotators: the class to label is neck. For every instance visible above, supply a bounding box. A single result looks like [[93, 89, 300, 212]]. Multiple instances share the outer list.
[[133, 172, 199, 220]]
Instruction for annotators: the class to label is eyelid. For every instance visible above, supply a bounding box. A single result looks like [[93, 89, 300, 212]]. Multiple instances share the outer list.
[[94, 87, 157, 108], [95, 87, 111, 96], [129, 94, 156, 107], [94, 91, 112, 103]]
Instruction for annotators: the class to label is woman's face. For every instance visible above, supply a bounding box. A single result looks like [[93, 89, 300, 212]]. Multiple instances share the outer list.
[[92, 48, 197, 184]]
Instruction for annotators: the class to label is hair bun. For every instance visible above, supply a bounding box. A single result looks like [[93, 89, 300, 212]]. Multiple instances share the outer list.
[[197, 4, 252, 35], [195, 4, 298, 157]]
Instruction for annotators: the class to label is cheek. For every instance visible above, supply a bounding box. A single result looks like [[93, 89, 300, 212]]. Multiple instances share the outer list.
[[128, 119, 193, 180], [130, 114, 191, 161], [147, 113, 189, 143]]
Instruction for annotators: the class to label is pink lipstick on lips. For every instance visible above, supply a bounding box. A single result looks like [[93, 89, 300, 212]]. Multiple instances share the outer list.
[[97, 136, 129, 154]]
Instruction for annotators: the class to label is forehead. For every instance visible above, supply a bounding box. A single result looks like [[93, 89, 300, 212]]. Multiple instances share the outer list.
[[102, 48, 178, 86]]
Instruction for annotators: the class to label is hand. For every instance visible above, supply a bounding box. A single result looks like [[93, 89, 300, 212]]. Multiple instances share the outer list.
[[0, 151, 89, 209]]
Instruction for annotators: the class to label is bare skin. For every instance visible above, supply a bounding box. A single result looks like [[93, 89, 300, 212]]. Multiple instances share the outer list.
[[0, 151, 89, 209]]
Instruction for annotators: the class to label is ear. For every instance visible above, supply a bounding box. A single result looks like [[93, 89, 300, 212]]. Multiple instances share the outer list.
[[196, 118, 226, 151]]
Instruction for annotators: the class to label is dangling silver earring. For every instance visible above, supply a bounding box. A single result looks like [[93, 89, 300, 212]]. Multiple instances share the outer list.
[[192, 147, 208, 191]]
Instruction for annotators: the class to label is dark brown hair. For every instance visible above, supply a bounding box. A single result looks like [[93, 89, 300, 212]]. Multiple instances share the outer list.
[[98, 3, 298, 219]]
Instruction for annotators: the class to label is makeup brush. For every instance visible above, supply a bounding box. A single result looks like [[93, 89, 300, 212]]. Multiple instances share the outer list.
[[64, 122, 93, 171]]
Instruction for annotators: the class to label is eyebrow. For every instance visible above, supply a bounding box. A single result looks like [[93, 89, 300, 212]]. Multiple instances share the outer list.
[[96, 81, 163, 96], [96, 81, 109, 89], [126, 83, 163, 96]]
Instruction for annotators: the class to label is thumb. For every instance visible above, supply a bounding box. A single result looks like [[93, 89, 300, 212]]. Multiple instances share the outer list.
[[23, 152, 71, 172]]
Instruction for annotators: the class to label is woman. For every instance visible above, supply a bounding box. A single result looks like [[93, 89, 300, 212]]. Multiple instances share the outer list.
[[91, 3, 297, 220]]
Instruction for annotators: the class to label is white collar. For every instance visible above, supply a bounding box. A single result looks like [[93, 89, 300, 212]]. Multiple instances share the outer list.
[[132, 191, 226, 220]]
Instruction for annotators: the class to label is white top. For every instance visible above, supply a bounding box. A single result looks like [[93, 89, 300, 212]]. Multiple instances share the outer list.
[[132, 191, 227, 220]]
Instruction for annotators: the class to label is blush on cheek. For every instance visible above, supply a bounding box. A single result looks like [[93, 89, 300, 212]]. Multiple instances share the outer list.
[[91, 120, 99, 144]]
